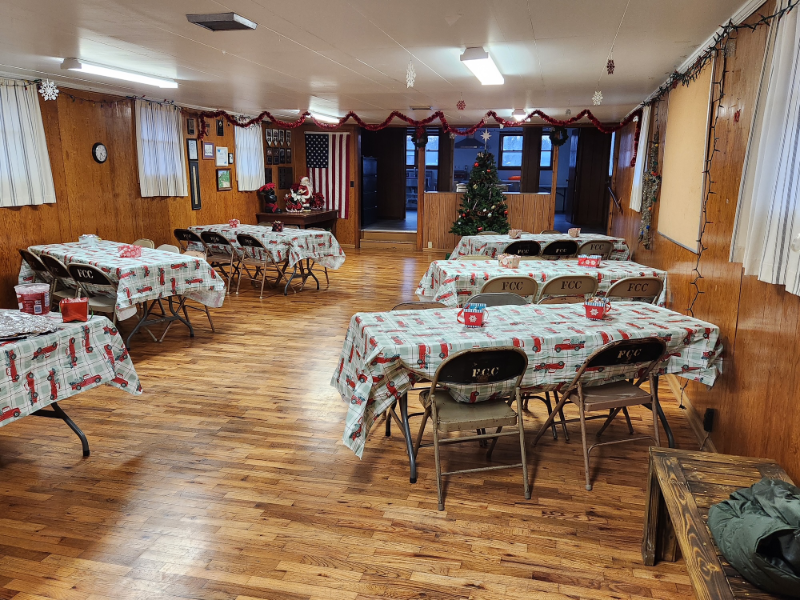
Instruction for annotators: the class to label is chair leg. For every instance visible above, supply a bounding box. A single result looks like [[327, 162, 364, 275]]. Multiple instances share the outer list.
[[531, 393, 570, 447], [431, 403, 444, 511], [486, 427, 502, 458], [553, 391, 569, 440], [596, 407, 621, 438], [544, 393, 558, 439], [516, 389, 531, 500], [385, 403, 393, 436], [622, 407, 634, 434], [578, 393, 592, 491], [651, 375, 661, 447], [413, 406, 431, 458], [259, 261, 268, 298]]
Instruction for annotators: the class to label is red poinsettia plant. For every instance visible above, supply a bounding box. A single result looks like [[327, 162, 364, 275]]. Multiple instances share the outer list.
[[257, 182, 275, 192], [309, 192, 325, 210]]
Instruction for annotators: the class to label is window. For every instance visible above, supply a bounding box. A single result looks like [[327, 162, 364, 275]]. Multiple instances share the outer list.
[[406, 134, 439, 166], [234, 123, 265, 191], [135, 100, 188, 197], [499, 134, 523, 168], [540, 134, 553, 169], [0, 80, 56, 207]]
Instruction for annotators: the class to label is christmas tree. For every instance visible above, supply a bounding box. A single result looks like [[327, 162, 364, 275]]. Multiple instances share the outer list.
[[450, 151, 510, 236]]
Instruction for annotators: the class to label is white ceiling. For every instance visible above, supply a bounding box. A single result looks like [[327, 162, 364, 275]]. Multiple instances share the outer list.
[[0, 0, 746, 124]]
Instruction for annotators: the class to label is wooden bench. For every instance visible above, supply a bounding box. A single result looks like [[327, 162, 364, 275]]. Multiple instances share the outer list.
[[642, 447, 795, 600]]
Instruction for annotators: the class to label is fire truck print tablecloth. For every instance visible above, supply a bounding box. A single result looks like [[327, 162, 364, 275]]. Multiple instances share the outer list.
[[416, 259, 668, 307], [0, 312, 141, 428], [188, 224, 346, 270], [331, 302, 722, 457], [18, 241, 226, 320], [451, 233, 631, 261]]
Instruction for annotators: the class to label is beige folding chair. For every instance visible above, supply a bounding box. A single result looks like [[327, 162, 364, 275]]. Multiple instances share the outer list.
[[391, 301, 446, 311], [456, 255, 493, 261], [413, 347, 530, 510], [540, 229, 561, 234], [465, 293, 528, 307], [606, 276, 664, 304], [531, 338, 666, 490], [476, 231, 499, 236], [133, 239, 155, 249], [20, 250, 74, 309], [199, 231, 239, 293], [155, 244, 215, 334], [38, 254, 80, 307], [504, 240, 542, 259], [480, 276, 538, 297], [540, 239, 579, 259], [67, 263, 119, 324], [236, 233, 291, 297], [536, 275, 598, 305], [577, 240, 614, 259]]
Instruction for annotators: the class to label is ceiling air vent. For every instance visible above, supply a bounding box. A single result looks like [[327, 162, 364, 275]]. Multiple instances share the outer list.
[[410, 106, 432, 111], [186, 13, 257, 31]]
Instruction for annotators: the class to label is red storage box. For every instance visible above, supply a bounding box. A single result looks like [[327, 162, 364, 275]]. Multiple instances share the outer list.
[[60, 297, 89, 322]]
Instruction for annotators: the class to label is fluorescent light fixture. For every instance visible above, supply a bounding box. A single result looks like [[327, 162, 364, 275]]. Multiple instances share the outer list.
[[61, 58, 178, 89], [186, 13, 257, 31], [460, 47, 504, 85], [512, 109, 527, 121], [311, 113, 341, 124]]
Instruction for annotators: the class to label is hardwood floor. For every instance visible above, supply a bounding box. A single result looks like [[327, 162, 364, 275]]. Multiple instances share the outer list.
[[0, 249, 699, 600]]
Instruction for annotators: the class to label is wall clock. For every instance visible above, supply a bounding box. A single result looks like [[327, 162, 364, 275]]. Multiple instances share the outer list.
[[92, 142, 108, 164]]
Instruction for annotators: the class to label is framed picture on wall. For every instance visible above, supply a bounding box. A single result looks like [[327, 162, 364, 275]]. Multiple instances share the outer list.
[[278, 130, 285, 144], [272, 129, 280, 146], [216, 168, 232, 191], [264, 168, 272, 184], [216, 119, 225, 137], [286, 148, 292, 163], [266, 148, 273, 165], [265, 128, 273, 146], [285, 131, 291, 146], [278, 148, 285, 165], [189, 161, 201, 210], [216, 146, 228, 166], [187, 118, 196, 136], [228, 153, 234, 165], [187, 139, 198, 161], [203, 142, 214, 159]]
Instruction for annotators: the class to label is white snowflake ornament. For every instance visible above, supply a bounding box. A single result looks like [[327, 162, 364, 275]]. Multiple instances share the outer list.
[[406, 61, 416, 88], [592, 90, 603, 106], [39, 79, 59, 101]]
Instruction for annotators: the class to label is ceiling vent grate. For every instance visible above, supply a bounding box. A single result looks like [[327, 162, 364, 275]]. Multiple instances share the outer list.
[[186, 13, 257, 31]]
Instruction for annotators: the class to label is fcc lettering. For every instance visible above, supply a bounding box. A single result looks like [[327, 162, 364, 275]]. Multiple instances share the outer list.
[[472, 366, 500, 378], [626, 282, 651, 292]]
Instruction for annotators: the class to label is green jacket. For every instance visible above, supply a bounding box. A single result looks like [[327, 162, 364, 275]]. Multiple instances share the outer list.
[[708, 477, 800, 597]]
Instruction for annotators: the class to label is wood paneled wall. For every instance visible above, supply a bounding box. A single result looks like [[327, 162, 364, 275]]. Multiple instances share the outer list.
[[608, 2, 800, 482], [422, 192, 555, 252], [285, 124, 360, 247], [0, 89, 259, 308]]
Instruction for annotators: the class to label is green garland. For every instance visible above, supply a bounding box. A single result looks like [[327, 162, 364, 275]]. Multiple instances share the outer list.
[[638, 130, 661, 249]]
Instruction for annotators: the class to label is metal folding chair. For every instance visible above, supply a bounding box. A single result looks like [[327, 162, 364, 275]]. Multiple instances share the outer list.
[[503, 240, 541, 258], [199, 231, 239, 293], [540, 239, 579, 260], [577, 240, 614, 259], [531, 338, 666, 490], [464, 293, 528, 307], [480, 276, 538, 298], [606, 276, 664, 304], [413, 347, 530, 510], [236, 233, 292, 297], [21, 250, 75, 308], [66, 263, 119, 324], [536, 275, 598, 305]]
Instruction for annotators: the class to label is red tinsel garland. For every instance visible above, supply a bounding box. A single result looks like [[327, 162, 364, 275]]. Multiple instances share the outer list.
[[197, 108, 643, 167]]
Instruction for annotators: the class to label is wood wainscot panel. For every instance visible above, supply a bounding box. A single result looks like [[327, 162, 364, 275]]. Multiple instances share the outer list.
[[422, 192, 555, 252], [607, 2, 800, 482]]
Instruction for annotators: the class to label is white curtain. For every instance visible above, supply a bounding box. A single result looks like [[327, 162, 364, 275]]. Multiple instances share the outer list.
[[234, 122, 265, 191], [135, 100, 187, 197], [628, 104, 651, 213], [0, 80, 56, 207], [730, 3, 800, 295]]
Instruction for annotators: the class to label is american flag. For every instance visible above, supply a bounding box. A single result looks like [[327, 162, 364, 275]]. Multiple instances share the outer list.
[[305, 132, 351, 218]]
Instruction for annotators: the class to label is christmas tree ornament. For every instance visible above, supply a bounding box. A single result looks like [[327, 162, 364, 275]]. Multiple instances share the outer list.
[[606, 58, 615, 75], [456, 94, 466, 111], [406, 61, 416, 88], [38, 79, 59, 101], [592, 90, 603, 106]]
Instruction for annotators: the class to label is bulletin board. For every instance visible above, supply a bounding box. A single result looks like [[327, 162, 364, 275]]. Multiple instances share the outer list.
[[657, 61, 715, 253]]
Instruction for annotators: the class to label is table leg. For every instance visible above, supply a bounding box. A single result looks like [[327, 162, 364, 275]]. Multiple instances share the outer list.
[[167, 296, 194, 338], [305, 259, 320, 290], [399, 393, 417, 484], [33, 402, 90, 457], [650, 376, 674, 448], [642, 454, 661, 565], [284, 265, 299, 295]]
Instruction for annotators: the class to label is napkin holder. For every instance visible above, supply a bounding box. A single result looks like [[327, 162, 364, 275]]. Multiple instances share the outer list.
[[577, 254, 602, 268], [508, 229, 523, 239], [60, 297, 89, 322], [568, 227, 581, 238]]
